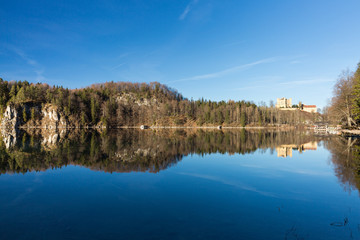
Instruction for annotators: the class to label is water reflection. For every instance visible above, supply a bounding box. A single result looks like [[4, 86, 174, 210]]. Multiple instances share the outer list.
[[1, 128, 360, 195], [276, 141, 318, 158], [325, 137, 360, 193], [1, 129, 360, 239], [0, 129, 319, 173]]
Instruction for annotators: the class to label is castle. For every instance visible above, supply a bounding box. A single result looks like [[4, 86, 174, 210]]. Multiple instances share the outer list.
[[276, 97, 292, 108], [275, 97, 317, 113]]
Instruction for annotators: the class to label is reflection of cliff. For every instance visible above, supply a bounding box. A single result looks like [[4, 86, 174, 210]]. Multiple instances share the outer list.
[[0, 129, 322, 175], [276, 141, 318, 158]]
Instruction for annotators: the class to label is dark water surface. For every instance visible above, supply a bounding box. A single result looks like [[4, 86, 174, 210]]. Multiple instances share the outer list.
[[0, 129, 359, 239]]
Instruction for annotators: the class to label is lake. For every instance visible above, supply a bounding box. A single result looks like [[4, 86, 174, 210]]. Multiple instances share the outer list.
[[0, 129, 359, 239]]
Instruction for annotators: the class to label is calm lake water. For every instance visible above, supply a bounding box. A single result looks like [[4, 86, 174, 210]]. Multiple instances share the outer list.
[[0, 129, 359, 239]]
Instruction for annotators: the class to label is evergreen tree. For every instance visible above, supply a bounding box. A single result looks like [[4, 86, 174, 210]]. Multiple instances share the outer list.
[[16, 87, 26, 103], [240, 112, 246, 127], [91, 97, 97, 123], [352, 63, 360, 122], [23, 108, 27, 122], [31, 108, 35, 120], [9, 85, 16, 102]]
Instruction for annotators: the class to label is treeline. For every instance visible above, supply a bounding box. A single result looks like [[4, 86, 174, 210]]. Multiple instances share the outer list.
[[0, 78, 315, 127], [326, 62, 360, 127]]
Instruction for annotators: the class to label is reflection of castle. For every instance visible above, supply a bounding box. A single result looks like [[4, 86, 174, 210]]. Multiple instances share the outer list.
[[276, 141, 318, 158], [276, 146, 293, 158]]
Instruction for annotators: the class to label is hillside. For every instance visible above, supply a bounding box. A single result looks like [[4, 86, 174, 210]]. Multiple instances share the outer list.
[[0, 78, 318, 129]]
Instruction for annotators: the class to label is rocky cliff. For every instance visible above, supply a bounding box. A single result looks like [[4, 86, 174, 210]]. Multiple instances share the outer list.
[[41, 104, 68, 129], [0, 103, 68, 130]]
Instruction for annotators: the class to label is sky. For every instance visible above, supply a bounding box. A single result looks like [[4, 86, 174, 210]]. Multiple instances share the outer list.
[[1, 0, 360, 109]]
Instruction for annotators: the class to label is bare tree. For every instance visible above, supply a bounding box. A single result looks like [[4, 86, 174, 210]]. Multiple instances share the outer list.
[[329, 70, 356, 127]]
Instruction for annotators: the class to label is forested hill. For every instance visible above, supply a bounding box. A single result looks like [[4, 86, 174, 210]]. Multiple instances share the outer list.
[[0, 78, 315, 128]]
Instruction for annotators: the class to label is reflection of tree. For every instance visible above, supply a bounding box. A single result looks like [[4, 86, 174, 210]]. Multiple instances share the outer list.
[[0, 129, 320, 175], [325, 137, 360, 193]]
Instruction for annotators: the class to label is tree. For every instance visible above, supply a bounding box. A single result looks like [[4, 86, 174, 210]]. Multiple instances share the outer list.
[[16, 87, 26, 103], [240, 112, 246, 127], [23, 108, 27, 122], [9, 85, 16, 102], [31, 108, 35, 120], [91, 97, 97, 124], [351, 63, 360, 123], [81, 112, 86, 126], [329, 70, 356, 127]]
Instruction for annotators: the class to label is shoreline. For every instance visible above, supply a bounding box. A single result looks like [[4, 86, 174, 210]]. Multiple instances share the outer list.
[[0, 125, 300, 130]]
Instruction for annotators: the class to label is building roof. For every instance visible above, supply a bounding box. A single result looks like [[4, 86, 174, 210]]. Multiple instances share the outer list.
[[303, 105, 316, 108]]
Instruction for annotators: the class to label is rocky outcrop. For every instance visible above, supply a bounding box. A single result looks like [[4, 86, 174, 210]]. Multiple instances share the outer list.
[[116, 93, 159, 108], [41, 104, 68, 129], [0, 103, 68, 130], [1, 105, 21, 131]]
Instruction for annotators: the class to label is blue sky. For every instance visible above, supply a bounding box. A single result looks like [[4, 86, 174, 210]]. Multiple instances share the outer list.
[[1, 0, 360, 109]]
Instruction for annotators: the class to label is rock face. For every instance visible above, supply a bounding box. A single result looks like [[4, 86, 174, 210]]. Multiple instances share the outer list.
[[0, 105, 21, 148], [1, 105, 21, 130], [116, 93, 158, 107], [0, 104, 68, 130], [41, 104, 68, 129]]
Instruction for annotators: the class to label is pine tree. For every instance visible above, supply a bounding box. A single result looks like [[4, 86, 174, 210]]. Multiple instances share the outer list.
[[31, 108, 35, 120], [9, 85, 16, 102], [16, 87, 26, 103], [352, 63, 360, 122], [91, 97, 97, 123], [23, 108, 27, 122], [81, 112, 86, 126], [240, 112, 246, 127]]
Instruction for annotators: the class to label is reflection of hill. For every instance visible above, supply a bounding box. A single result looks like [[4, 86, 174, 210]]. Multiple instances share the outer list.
[[0, 129, 321, 174]]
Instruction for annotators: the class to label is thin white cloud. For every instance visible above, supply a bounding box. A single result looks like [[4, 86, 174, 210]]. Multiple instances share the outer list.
[[179, 0, 199, 20], [13, 48, 38, 66], [10, 47, 46, 82], [110, 63, 125, 70], [232, 78, 334, 91], [169, 57, 277, 83], [34, 70, 46, 82], [116, 52, 130, 59], [279, 78, 334, 85]]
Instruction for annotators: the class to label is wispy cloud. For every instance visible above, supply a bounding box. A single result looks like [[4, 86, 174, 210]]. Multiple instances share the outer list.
[[11, 47, 46, 82], [106, 52, 130, 71], [278, 78, 335, 85], [13, 48, 38, 66], [179, 0, 199, 20], [232, 78, 334, 92], [169, 57, 277, 83], [110, 63, 125, 70]]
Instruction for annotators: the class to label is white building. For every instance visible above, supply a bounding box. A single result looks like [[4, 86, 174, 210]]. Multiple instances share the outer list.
[[302, 105, 317, 113], [276, 97, 292, 108]]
